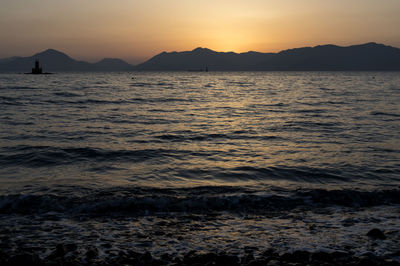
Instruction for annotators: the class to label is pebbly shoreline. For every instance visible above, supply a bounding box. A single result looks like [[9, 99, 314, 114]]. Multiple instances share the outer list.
[[1, 246, 399, 266]]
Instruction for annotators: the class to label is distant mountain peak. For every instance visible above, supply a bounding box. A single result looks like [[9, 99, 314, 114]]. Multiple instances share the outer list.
[[43, 48, 61, 53], [191, 47, 215, 53], [358, 42, 388, 48], [34, 48, 71, 59], [95, 58, 132, 68]]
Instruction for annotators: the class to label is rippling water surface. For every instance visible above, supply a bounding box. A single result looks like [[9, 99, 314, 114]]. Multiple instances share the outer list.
[[0, 71, 399, 260]]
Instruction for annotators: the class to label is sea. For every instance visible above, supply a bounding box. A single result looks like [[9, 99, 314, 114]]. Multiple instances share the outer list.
[[0, 71, 399, 261]]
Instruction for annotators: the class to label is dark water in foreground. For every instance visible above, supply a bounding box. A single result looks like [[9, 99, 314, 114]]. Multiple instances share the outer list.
[[0, 72, 399, 261]]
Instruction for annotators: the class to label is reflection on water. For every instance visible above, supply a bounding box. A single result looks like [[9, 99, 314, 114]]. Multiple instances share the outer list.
[[0, 71, 399, 191]]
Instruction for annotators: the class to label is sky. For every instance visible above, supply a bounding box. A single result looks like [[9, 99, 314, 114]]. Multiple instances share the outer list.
[[1, 0, 399, 64]]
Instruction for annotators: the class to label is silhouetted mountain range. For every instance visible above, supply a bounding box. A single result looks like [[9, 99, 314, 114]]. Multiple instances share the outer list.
[[135, 43, 400, 71], [0, 49, 134, 72], [1, 43, 400, 72]]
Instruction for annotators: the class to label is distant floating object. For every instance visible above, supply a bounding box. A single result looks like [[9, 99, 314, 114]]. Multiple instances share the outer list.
[[32, 59, 42, 74], [188, 66, 209, 72], [25, 60, 53, 74]]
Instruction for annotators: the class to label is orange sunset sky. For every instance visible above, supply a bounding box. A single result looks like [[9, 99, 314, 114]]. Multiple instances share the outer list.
[[1, 0, 399, 64]]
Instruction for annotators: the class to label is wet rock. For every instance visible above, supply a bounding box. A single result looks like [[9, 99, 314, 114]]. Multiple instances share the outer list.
[[244, 246, 259, 253], [389, 251, 400, 257], [126, 250, 142, 258], [0, 250, 8, 264], [247, 259, 269, 266], [154, 230, 165, 236], [172, 257, 183, 264], [160, 253, 172, 262], [360, 251, 378, 258], [342, 218, 357, 227], [281, 250, 310, 263], [64, 243, 78, 252], [356, 257, 378, 266], [308, 223, 317, 231], [8, 253, 41, 266], [46, 244, 68, 260], [367, 228, 386, 240], [183, 252, 239, 266], [85, 247, 98, 261], [311, 251, 332, 262], [101, 242, 112, 248], [266, 259, 280, 266], [183, 250, 196, 260], [215, 253, 239, 266], [55, 243, 67, 257], [136, 232, 147, 238], [262, 248, 279, 259], [156, 221, 168, 226], [312, 251, 352, 264], [242, 253, 255, 265], [183, 252, 218, 265], [140, 251, 153, 264], [187, 263, 204, 266], [383, 259, 400, 266], [115, 251, 140, 265], [330, 251, 350, 261]]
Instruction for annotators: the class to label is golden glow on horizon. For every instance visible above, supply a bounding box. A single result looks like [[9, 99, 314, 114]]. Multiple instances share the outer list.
[[0, 0, 399, 64]]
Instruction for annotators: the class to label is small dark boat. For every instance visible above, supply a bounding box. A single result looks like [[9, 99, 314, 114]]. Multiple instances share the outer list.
[[188, 66, 209, 72], [187, 69, 205, 72], [25, 60, 53, 74]]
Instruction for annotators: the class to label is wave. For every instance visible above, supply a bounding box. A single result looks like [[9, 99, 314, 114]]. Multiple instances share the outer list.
[[0, 186, 398, 216], [43, 97, 193, 105], [155, 133, 281, 142], [247, 103, 288, 108], [2, 86, 39, 90], [0, 146, 197, 167], [53, 91, 83, 97], [228, 166, 349, 182], [45, 98, 132, 105], [1, 145, 396, 184], [226, 81, 255, 87], [282, 121, 343, 132], [0, 95, 24, 105], [1, 120, 34, 126], [302, 100, 348, 106], [130, 82, 154, 87], [370, 111, 400, 118], [293, 109, 327, 114]]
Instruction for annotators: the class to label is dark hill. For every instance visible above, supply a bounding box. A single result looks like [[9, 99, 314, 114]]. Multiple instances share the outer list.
[[0, 49, 135, 72], [93, 58, 133, 71], [135, 42, 400, 71], [136, 47, 274, 71], [1, 43, 400, 72]]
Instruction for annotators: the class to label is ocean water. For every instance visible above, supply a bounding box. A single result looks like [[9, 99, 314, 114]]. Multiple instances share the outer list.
[[0, 71, 399, 260]]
